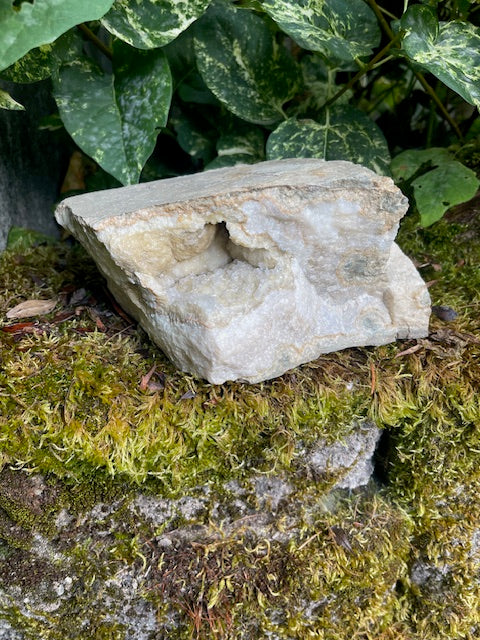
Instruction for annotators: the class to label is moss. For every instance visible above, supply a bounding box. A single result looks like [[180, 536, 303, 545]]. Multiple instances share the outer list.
[[0, 243, 377, 490], [0, 211, 480, 638], [268, 491, 413, 640], [389, 214, 480, 639]]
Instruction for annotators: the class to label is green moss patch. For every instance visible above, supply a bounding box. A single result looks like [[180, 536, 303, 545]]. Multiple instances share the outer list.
[[0, 210, 479, 638], [0, 243, 379, 490]]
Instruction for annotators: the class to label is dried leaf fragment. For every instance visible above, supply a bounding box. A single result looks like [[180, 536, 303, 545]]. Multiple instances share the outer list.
[[139, 365, 165, 392], [1, 321, 36, 334], [60, 150, 87, 193], [329, 525, 353, 552], [139, 364, 156, 391], [87, 308, 107, 331], [6, 298, 57, 319]]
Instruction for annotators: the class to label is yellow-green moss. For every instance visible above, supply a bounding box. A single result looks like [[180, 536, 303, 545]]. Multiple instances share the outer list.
[[0, 243, 376, 490], [0, 210, 479, 639]]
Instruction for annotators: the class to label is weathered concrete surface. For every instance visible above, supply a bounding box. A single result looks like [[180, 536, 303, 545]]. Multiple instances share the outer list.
[[0, 80, 67, 250], [56, 158, 431, 383], [0, 425, 387, 639]]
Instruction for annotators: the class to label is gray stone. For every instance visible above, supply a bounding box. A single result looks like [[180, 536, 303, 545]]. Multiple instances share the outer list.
[[306, 422, 382, 490], [410, 560, 450, 588], [0, 620, 23, 640], [55, 158, 431, 383], [0, 80, 68, 250]]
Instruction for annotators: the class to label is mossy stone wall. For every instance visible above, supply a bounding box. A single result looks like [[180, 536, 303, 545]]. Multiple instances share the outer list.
[[0, 212, 479, 639]]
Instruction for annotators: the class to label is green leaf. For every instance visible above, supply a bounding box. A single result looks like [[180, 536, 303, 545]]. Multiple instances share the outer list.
[[412, 161, 479, 226], [266, 106, 391, 175], [163, 30, 219, 104], [296, 54, 352, 116], [1, 32, 82, 84], [194, 0, 300, 125], [401, 6, 480, 108], [172, 112, 217, 163], [102, 0, 212, 49], [163, 26, 196, 84], [261, 0, 381, 64], [0, 88, 24, 110], [391, 148, 479, 226], [53, 43, 172, 185], [400, 5, 438, 42], [365, 68, 415, 118], [0, 0, 115, 73], [1, 44, 55, 83], [390, 147, 452, 183], [465, 117, 480, 142], [205, 125, 265, 170], [178, 71, 219, 105]]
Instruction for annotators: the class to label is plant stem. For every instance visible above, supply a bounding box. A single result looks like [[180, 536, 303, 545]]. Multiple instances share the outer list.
[[366, 0, 394, 37], [379, 6, 397, 20], [366, 0, 463, 140], [323, 35, 400, 109], [416, 74, 463, 140], [77, 23, 113, 61]]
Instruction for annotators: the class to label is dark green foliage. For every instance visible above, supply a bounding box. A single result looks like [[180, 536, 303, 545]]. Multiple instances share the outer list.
[[1, 0, 479, 222]]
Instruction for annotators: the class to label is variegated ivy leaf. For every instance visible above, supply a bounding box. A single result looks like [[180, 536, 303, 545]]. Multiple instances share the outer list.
[[0, 0, 114, 73], [0, 89, 24, 111], [1, 32, 82, 84], [266, 106, 390, 175], [194, 0, 300, 125], [261, 0, 381, 65], [163, 28, 218, 105], [1, 45, 54, 83], [53, 43, 172, 185], [401, 5, 480, 109], [101, 0, 212, 49]]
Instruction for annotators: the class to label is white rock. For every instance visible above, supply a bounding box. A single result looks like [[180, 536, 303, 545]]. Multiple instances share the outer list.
[[55, 159, 430, 384]]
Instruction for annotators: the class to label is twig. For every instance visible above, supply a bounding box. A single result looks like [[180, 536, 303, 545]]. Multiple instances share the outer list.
[[366, 0, 395, 36], [369, 362, 376, 395], [296, 531, 321, 552]]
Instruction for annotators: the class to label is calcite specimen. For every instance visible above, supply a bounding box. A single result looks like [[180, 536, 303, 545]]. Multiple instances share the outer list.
[[55, 158, 430, 383]]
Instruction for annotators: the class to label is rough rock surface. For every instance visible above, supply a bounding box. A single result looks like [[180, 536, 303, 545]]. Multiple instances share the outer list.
[[306, 422, 381, 490], [0, 425, 384, 639], [55, 158, 430, 383]]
